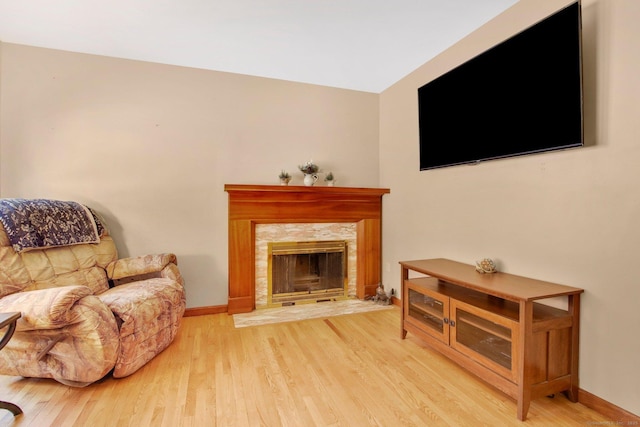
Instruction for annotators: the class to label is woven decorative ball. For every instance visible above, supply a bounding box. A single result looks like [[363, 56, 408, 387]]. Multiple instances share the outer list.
[[475, 258, 497, 274]]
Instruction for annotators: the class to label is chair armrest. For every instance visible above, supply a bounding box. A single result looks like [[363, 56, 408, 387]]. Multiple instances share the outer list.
[[0, 286, 120, 386], [106, 253, 180, 283], [0, 285, 93, 330]]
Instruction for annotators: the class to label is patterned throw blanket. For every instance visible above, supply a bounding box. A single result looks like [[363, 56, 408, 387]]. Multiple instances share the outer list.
[[0, 198, 103, 252]]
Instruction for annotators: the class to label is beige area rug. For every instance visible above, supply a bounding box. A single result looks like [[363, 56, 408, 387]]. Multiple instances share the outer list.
[[233, 299, 394, 328]]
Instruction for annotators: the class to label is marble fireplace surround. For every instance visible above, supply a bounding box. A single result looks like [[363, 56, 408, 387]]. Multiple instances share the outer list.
[[224, 184, 390, 314]]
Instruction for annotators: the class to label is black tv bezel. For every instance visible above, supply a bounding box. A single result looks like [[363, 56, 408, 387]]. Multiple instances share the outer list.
[[418, 1, 584, 171]]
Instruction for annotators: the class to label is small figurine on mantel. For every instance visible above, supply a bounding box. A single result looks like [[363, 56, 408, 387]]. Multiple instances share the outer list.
[[372, 283, 392, 305]]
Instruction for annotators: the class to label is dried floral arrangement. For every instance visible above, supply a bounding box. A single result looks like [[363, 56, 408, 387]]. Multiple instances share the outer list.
[[298, 161, 319, 174]]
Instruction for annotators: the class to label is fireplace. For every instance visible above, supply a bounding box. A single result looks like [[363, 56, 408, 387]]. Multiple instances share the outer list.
[[268, 240, 348, 306], [225, 184, 390, 314]]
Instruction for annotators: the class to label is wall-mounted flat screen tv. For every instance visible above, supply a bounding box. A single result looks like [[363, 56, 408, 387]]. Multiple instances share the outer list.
[[418, 1, 583, 170]]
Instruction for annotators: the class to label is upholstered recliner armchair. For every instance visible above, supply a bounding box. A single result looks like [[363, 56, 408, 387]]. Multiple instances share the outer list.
[[0, 199, 186, 386]]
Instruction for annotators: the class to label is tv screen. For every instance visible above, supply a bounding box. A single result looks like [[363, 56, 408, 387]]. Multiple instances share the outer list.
[[418, 1, 583, 170]]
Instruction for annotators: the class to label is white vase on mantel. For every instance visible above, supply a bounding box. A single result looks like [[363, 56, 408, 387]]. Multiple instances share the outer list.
[[303, 174, 318, 186]]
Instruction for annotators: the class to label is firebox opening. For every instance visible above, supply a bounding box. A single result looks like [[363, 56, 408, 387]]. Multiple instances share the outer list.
[[268, 240, 348, 306]]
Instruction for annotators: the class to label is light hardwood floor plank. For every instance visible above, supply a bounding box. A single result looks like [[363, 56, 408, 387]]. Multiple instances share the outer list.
[[1, 307, 614, 426]]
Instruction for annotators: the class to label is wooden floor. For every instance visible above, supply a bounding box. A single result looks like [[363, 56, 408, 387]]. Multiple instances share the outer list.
[[1, 307, 611, 426]]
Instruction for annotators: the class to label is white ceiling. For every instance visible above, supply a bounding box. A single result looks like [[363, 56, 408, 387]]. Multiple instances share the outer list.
[[0, 0, 517, 93]]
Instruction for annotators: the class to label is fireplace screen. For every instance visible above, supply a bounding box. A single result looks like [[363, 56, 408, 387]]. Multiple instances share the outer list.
[[268, 240, 348, 305]]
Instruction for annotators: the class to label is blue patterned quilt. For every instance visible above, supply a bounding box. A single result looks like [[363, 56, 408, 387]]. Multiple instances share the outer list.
[[0, 199, 101, 252]]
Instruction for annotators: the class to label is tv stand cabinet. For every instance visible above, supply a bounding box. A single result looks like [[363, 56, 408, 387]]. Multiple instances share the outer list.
[[400, 258, 583, 421]]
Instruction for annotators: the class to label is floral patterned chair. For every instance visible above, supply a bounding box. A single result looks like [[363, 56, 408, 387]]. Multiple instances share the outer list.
[[0, 199, 186, 386]]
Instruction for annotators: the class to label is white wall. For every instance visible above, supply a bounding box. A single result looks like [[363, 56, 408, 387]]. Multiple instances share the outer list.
[[379, 0, 640, 415], [0, 43, 380, 310]]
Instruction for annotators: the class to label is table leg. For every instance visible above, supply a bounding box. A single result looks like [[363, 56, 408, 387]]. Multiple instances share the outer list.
[[0, 401, 23, 416], [0, 313, 23, 417]]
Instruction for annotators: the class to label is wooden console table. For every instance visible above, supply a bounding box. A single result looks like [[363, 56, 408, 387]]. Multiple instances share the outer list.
[[0, 312, 23, 417], [400, 258, 583, 421]]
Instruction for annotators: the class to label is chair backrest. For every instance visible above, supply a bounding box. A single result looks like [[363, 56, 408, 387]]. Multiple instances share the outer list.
[[0, 223, 118, 298]]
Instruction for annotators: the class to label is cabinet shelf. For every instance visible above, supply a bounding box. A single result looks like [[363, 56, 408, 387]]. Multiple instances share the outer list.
[[408, 306, 443, 330], [400, 258, 583, 421], [457, 310, 512, 342], [407, 276, 572, 325], [409, 299, 444, 320]]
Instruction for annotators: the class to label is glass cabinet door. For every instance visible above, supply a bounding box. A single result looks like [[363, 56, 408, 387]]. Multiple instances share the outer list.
[[450, 299, 519, 382], [405, 283, 450, 344]]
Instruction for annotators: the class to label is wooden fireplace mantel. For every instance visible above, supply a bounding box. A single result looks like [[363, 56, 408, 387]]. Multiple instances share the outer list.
[[225, 184, 390, 314]]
